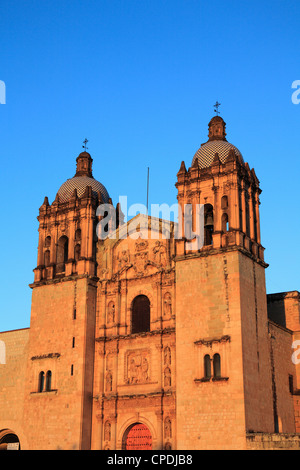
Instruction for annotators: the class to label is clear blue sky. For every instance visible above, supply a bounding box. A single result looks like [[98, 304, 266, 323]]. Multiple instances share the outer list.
[[0, 0, 299, 332]]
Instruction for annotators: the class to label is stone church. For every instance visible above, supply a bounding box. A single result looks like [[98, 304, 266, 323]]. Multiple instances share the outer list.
[[1, 114, 300, 450]]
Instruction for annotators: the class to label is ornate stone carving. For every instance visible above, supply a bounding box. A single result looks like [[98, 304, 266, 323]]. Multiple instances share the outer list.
[[125, 350, 150, 384], [164, 367, 171, 387], [164, 346, 171, 365], [164, 417, 172, 439], [107, 301, 115, 324], [104, 421, 111, 441], [163, 293, 172, 318], [117, 250, 129, 269], [153, 241, 167, 267], [134, 251, 148, 274], [105, 372, 112, 392], [135, 238, 148, 252]]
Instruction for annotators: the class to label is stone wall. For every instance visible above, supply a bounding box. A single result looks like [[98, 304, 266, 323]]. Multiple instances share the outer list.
[[247, 432, 300, 450]]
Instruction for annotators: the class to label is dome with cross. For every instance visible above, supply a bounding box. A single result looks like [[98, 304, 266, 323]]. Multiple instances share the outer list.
[[191, 115, 244, 169]]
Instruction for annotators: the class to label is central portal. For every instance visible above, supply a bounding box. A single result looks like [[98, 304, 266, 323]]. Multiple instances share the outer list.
[[123, 423, 152, 450]]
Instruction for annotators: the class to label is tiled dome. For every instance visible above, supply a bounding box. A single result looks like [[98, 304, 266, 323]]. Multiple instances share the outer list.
[[192, 140, 244, 169], [57, 176, 110, 203]]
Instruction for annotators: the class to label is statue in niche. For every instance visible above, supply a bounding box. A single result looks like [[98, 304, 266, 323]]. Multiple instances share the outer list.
[[104, 421, 111, 441], [105, 372, 112, 392], [164, 346, 171, 365], [164, 367, 171, 387], [107, 301, 115, 324], [163, 293, 172, 318], [153, 241, 167, 267], [164, 417, 172, 439]]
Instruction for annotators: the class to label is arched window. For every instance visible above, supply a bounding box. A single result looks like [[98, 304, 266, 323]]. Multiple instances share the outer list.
[[221, 213, 229, 232], [204, 354, 211, 379], [45, 370, 52, 391], [131, 295, 150, 334], [38, 371, 45, 392], [213, 353, 221, 378], [45, 236, 51, 248], [204, 204, 214, 246], [44, 236, 51, 267], [221, 195, 228, 209], [56, 236, 69, 273]]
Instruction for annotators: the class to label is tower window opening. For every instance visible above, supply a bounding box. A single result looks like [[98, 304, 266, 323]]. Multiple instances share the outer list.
[[221, 195, 228, 209], [38, 371, 45, 393], [45, 370, 52, 391], [204, 354, 211, 379], [56, 236, 69, 273], [213, 353, 221, 378], [222, 213, 229, 232], [204, 204, 214, 246]]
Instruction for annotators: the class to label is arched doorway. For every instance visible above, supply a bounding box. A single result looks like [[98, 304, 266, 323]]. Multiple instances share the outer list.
[[122, 423, 152, 450], [0, 429, 20, 450]]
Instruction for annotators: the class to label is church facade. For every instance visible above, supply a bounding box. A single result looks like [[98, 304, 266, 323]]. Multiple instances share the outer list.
[[1, 115, 300, 450]]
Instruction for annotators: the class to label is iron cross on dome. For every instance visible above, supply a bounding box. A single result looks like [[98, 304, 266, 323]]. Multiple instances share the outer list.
[[82, 138, 89, 151], [214, 101, 221, 116]]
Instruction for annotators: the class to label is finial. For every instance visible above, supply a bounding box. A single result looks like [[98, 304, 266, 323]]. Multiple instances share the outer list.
[[214, 101, 221, 116], [82, 138, 89, 151]]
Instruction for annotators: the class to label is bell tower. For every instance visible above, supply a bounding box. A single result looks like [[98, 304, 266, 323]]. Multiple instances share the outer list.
[[175, 114, 274, 449], [23, 149, 110, 450], [175, 115, 264, 260]]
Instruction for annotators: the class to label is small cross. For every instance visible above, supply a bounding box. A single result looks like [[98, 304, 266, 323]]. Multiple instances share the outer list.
[[82, 138, 89, 151], [214, 101, 221, 116]]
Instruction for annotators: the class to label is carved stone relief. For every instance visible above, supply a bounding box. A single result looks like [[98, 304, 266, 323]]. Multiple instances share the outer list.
[[134, 251, 148, 274], [117, 250, 129, 270], [153, 241, 167, 267], [125, 350, 150, 385]]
